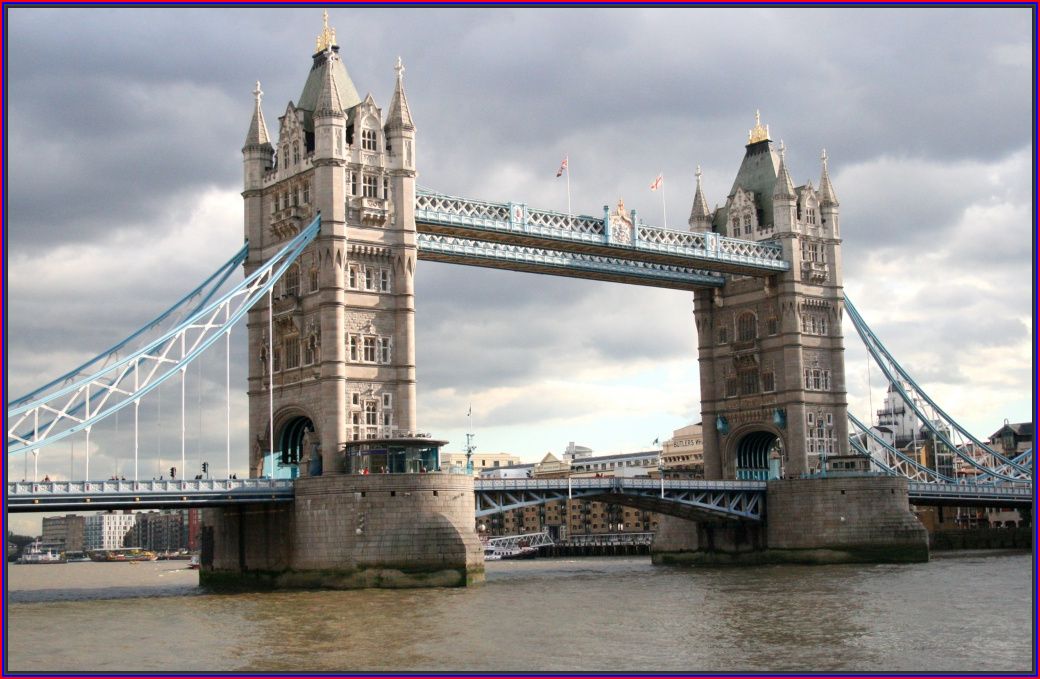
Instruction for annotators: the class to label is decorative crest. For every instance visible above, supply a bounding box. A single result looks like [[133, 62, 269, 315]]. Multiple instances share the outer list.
[[748, 109, 771, 144], [315, 9, 337, 53]]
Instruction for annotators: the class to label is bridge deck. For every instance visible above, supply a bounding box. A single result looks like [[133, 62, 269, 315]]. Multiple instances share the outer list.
[[5, 479, 295, 512]]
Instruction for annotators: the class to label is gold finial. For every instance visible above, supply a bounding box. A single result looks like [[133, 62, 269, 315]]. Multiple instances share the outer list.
[[315, 9, 337, 53], [748, 109, 770, 144]]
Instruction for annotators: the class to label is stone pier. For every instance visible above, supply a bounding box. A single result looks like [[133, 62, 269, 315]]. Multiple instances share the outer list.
[[651, 476, 929, 565], [200, 473, 485, 589]]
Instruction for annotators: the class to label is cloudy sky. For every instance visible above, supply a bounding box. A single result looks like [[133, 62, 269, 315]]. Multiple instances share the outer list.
[[5, 7, 1033, 533]]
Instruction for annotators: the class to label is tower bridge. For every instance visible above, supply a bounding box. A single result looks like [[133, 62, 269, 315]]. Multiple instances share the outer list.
[[7, 16, 1031, 588]]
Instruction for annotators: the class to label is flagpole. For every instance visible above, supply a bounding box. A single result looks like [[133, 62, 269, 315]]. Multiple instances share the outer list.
[[566, 155, 572, 215], [660, 171, 667, 229]]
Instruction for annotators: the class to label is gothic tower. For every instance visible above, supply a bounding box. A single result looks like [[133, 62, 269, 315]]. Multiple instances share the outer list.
[[691, 114, 849, 479], [243, 15, 419, 477]]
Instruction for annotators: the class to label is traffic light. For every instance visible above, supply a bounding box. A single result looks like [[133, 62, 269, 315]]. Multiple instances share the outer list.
[[170, 467, 176, 479], [202, 462, 209, 474]]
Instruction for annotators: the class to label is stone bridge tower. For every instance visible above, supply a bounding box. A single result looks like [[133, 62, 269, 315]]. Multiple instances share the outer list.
[[242, 16, 418, 477], [689, 115, 849, 480]]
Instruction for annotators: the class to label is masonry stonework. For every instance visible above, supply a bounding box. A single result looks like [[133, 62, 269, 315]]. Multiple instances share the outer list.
[[201, 474, 484, 589]]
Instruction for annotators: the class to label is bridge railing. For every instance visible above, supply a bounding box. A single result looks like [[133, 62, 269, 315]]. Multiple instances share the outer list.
[[6, 478, 294, 496], [907, 481, 1033, 499], [416, 189, 788, 271], [474, 478, 767, 492]]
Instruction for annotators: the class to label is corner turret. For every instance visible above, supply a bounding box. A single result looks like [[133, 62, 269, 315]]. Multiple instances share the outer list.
[[688, 165, 713, 232]]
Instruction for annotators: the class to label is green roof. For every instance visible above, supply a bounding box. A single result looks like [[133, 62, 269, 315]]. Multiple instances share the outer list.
[[713, 140, 780, 233]]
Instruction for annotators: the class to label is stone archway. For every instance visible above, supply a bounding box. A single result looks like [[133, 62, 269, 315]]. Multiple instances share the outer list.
[[734, 430, 783, 480], [276, 415, 316, 477]]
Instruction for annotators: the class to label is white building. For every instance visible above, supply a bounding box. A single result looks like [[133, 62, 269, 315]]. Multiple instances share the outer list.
[[84, 512, 138, 550], [568, 450, 659, 478]]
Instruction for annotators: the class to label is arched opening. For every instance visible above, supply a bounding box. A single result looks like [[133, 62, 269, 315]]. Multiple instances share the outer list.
[[735, 431, 783, 480], [275, 416, 315, 479]]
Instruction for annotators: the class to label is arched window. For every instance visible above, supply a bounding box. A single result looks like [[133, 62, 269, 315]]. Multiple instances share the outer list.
[[737, 312, 757, 342], [361, 129, 377, 151], [284, 265, 300, 297], [293, 141, 300, 165]]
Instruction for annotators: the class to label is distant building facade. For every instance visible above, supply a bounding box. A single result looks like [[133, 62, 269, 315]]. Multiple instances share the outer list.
[[40, 515, 85, 553], [126, 511, 189, 552], [441, 451, 522, 475], [660, 423, 704, 478], [84, 512, 138, 551]]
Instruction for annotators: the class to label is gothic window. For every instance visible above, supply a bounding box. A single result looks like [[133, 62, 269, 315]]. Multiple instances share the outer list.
[[361, 129, 377, 151], [284, 266, 300, 297], [349, 336, 358, 362], [352, 392, 360, 407], [807, 208, 817, 225], [379, 269, 391, 293], [382, 413, 392, 427], [273, 347, 281, 372], [350, 172, 357, 196], [347, 266, 358, 289], [364, 268, 375, 291], [291, 187, 299, 206], [767, 317, 779, 335], [725, 374, 738, 398], [379, 337, 391, 363], [283, 336, 300, 369], [363, 175, 378, 198], [743, 214, 752, 235], [762, 371, 775, 392], [309, 268, 319, 292], [740, 370, 759, 395], [303, 182, 310, 204], [292, 142, 300, 165], [730, 217, 739, 235], [737, 312, 757, 342], [382, 393, 392, 408], [383, 177, 389, 200], [363, 337, 376, 363], [365, 402, 378, 425], [303, 335, 317, 365]]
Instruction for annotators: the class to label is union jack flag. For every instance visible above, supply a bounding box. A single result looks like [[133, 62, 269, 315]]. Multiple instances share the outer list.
[[649, 173, 663, 191], [556, 156, 568, 178]]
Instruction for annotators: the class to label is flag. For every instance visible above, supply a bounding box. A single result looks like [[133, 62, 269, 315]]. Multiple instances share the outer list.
[[467, 404, 472, 417], [653, 437, 660, 445], [556, 156, 568, 178], [649, 173, 663, 191]]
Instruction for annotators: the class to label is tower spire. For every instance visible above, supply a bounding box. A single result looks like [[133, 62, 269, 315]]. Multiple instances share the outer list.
[[773, 140, 795, 199], [244, 80, 272, 147], [819, 148, 839, 207], [314, 51, 345, 117], [386, 56, 415, 131], [688, 165, 712, 231]]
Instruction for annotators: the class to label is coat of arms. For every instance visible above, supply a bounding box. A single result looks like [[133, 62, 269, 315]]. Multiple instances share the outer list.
[[608, 198, 633, 245]]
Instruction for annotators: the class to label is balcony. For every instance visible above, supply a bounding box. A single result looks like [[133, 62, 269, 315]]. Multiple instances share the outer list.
[[801, 261, 828, 283], [270, 205, 312, 239], [358, 197, 389, 226]]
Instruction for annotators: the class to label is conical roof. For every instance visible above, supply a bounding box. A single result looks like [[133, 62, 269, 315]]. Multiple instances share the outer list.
[[689, 166, 710, 222], [244, 81, 272, 147], [298, 47, 361, 123], [773, 142, 796, 200], [385, 57, 415, 131], [819, 149, 839, 207]]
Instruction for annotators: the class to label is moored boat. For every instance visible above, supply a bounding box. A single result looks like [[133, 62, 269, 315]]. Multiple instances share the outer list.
[[18, 541, 66, 564]]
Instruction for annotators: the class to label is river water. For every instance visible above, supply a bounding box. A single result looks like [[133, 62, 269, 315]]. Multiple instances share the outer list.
[[5, 552, 1033, 673]]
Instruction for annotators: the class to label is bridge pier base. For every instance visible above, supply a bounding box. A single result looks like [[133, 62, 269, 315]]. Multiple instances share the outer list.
[[200, 474, 485, 589], [651, 476, 928, 565]]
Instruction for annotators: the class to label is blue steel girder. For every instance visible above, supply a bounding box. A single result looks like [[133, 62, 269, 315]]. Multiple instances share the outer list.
[[415, 189, 789, 278], [474, 478, 765, 522], [906, 481, 1033, 508], [417, 233, 724, 290]]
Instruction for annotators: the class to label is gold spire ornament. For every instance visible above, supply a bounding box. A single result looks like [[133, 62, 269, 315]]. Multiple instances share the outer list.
[[748, 110, 771, 144], [315, 9, 337, 53]]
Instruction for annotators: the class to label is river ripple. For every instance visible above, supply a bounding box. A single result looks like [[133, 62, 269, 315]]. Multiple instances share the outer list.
[[5, 551, 1032, 672]]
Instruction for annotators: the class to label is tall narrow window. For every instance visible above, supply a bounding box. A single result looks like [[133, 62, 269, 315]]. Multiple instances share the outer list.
[[379, 269, 391, 293], [364, 268, 375, 290], [365, 402, 377, 425], [302, 182, 310, 204], [349, 336, 358, 362], [363, 175, 378, 198], [292, 142, 300, 165], [379, 337, 391, 364], [284, 266, 300, 297], [363, 337, 376, 363], [348, 266, 358, 289], [309, 268, 319, 292], [737, 312, 757, 342], [350, 172, 357, 196], [283, 336, 300, 369], [383, 177, 389, 199]]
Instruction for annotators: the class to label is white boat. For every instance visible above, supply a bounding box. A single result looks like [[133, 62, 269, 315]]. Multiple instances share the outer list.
[[18, 541, 66, 564]]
